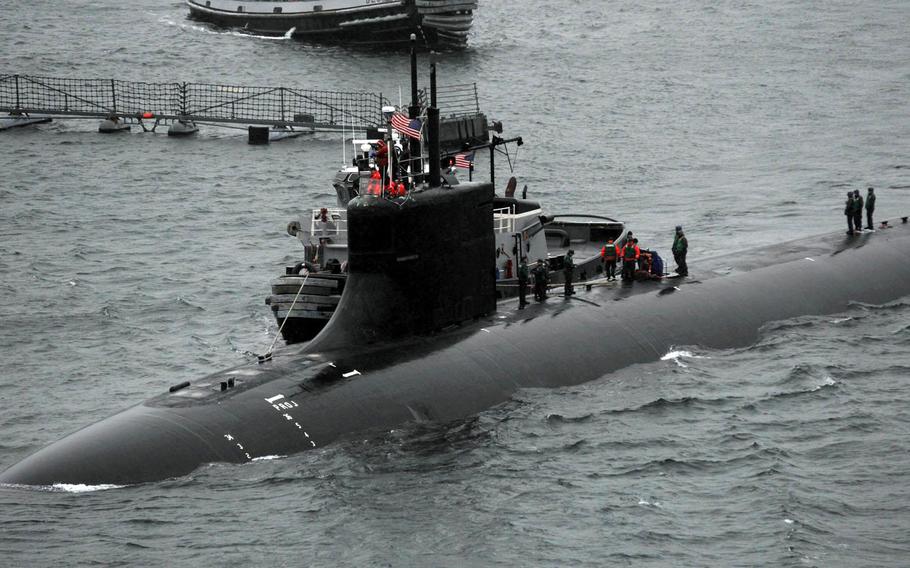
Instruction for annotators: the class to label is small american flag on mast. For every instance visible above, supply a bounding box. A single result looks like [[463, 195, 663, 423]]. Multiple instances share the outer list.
[[454, 151, 475, 169], [390, 111, 422, 140]]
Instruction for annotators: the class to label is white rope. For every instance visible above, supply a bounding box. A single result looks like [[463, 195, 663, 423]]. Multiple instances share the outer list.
[[265, 272, 310, 357]]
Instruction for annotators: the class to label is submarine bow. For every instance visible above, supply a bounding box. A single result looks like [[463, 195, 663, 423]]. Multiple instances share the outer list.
[[3, 184, 910, 486]]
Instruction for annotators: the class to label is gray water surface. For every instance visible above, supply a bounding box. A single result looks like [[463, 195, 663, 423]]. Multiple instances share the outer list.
[[1, 1, 909, 565]]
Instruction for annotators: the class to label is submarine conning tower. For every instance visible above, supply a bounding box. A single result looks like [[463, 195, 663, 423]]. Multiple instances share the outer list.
[[308, 181, 497, 350]]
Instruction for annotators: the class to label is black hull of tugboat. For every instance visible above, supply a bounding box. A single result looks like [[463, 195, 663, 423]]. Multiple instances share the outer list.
[[186, 0, 474, 48], [267, 273, 346, 343]]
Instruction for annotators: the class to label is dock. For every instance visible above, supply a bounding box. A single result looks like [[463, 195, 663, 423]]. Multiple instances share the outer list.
[[0, 73, 390, 139]]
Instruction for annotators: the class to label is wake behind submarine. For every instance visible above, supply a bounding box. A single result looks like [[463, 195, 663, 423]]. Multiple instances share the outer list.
[[3, 89, 910, 489]]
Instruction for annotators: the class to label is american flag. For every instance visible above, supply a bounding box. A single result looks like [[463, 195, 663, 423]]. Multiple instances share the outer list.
[[390, 112, 422, 140], [454, 151, 475, 168]]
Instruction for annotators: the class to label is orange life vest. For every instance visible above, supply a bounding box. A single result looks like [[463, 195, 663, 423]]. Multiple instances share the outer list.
[[623, 243, 640, 261], [365, 171, 383, 196], [601, 243, 618, 260]]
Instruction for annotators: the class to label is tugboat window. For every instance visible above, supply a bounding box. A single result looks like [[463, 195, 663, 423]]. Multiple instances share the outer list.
[[205, 0, 210, 5], [237, 5, 243, 12], [273, 6, 282, 12], [313, 5, 323, 12]]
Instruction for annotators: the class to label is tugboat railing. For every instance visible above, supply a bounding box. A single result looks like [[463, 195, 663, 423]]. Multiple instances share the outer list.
[[493, 205, 516, 233], [309, 208, 348, 239]]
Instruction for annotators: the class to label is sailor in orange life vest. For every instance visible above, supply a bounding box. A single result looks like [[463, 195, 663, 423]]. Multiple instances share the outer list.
[[600, 238, 620, 281], [374, 139, 389, 169], [364, 170, 384, 196], [621, 238, 641, 281]]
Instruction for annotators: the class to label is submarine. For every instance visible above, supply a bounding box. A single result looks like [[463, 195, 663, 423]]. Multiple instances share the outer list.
[[4, 183, 910, 487], [3, 71, 910, 488]]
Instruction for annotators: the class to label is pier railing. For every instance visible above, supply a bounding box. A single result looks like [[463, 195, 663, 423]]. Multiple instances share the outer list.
[[0, 74, 390, 130]]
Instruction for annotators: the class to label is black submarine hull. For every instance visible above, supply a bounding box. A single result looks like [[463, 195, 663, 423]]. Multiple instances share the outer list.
[[2, 182, 910, 486]]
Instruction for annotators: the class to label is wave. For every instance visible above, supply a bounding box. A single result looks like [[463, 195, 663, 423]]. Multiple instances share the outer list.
[[607, 394, 740, 415], [0, 482, 128, 493], [251, 454, 286, 462], [660, 349, 710, 368], [772, 362, 836, 386], [545, 412, 593, 424], [607, 445, 795, 479], [161, 16, 295, 42], [175, 296, 205, 311], [755, 376, 838, 404]]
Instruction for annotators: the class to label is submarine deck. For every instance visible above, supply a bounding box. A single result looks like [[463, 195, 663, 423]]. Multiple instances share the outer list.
[[507, 222, 903, 311]]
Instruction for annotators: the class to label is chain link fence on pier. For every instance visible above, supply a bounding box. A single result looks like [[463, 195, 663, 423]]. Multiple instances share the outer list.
[[181, 82, 385, 127], [0, 74, 390, 130]]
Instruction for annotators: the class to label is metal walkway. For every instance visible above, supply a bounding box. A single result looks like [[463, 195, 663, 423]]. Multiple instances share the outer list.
[[0, 74, 391, 132]]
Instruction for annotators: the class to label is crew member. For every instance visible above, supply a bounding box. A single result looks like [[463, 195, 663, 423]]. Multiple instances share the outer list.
[[563, 250, 575, 297], [853, 189, 864, 233], [532, 259, 549, 301], [517, 258, 529, 309], [865, 187, 876, 230], [601, 238, 619, 281], [365, 170, 383, 196], [672, 226, 688, 277], [635, 251, 655, 281], [375, 139, 389, 169], [621, 231, 634, 249], [621, 238, 640, 281], [315, 207, 337, 243], [844, 191, 855, 234]]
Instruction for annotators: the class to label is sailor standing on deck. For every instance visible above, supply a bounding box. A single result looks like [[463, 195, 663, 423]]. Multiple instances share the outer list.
[[518, 258, 529, 309], [532, 259, 549, 302], [563, 250, 575, 296], [865, 187, 876, 230], [672, 226, 688, 277], [621, 239, 640, 281], [844, 191, 856, 234], [601, 238, 619, 281], [853, 189, 864, 233]]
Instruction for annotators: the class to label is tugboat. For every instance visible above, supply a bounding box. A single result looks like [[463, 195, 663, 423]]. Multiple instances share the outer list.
[[185, 0, 478, 49]]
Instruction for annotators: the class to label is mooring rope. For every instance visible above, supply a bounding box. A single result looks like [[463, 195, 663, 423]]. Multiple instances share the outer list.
[[261, 272, 309, 362]]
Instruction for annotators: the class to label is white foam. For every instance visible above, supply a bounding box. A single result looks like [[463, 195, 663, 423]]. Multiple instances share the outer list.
[[51, 483, 124, 493], [661, 349, 709, 368], [784, 518, 795, 524], [162, 16, 293, 41], [251, 455, 286, 462], [661, 350, 689, 361], [810, 376, 837, 392]]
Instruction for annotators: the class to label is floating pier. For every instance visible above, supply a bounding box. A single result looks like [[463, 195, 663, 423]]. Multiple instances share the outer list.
[[0, 73, 390, 141], [0, 73, 489, 146]]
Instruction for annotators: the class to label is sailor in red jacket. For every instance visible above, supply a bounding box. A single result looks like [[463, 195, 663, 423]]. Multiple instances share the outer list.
[[621, 238, 640, 282], [600, 238, 620, 281]]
